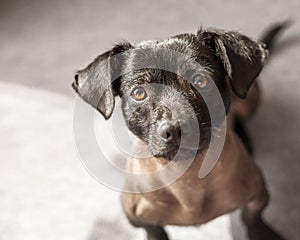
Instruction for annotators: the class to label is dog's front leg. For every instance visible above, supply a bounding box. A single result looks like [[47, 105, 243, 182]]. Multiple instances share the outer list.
[[144, 225, 169, 240], [126, 217, 169, 240], [242, 177, 285, 240]]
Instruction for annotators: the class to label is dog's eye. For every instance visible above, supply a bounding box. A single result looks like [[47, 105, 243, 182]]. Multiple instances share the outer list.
[[193, 75, 209, 89], [130, 86, 147, 101]]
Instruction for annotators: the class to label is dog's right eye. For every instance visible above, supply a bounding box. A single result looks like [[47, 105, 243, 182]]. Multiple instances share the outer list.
[[193, 74, 210, 89], [130, 86, 148, 101]]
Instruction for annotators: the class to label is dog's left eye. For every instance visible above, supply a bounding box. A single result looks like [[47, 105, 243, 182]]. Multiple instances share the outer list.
[[130, 86, 148, 101], [193, 75, 210, 89]]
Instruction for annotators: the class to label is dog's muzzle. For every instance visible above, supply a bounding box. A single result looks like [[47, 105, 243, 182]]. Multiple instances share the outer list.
[[151, 120, 183, 159]]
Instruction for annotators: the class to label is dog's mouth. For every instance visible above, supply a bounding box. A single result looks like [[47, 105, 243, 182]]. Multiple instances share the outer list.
[[150, 126, 202, 161], [153, 148, 178, 160], [152, 145, 199, 160]]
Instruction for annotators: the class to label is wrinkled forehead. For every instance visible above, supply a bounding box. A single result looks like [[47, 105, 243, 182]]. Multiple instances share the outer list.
[[121, 38, 214, 86]]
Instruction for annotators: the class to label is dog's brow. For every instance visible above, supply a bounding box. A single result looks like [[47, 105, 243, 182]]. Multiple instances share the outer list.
[[176, 75, 192, 91], [131, 70, 153, 84]]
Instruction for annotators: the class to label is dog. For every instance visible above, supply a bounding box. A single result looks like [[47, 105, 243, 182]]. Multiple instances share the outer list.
[[72, 21, 289, 240]]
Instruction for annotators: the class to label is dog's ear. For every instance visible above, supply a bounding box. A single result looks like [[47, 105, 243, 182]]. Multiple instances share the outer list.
[[200, 30, 268, 98], [72, 42, 132, 119]]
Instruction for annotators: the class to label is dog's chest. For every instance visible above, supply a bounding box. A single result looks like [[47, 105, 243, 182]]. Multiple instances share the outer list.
[[121, 131, 259, 226], [121, 169, 209, 225]]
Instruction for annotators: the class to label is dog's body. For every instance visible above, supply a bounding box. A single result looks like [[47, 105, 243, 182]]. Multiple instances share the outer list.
[[73, 22, 289, 240], [121, 83, 262, 226]]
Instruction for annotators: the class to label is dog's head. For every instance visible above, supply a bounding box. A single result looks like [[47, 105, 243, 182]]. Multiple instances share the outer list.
[[73, 29, 268, 160]]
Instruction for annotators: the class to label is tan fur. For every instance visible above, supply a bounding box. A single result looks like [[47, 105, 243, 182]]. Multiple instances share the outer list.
[[121, 83, 265, 227]]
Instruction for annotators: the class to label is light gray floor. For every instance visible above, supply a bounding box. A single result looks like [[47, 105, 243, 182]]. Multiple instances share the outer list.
[[1, 0, 300, 240]]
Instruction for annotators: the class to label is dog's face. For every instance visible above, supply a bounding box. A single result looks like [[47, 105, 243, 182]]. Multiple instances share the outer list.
[[119, 37, 229, 159], [73, 29, 268, 160]]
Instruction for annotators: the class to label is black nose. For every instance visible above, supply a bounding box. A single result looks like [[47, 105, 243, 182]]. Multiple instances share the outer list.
[[157, 121, 181, 142]]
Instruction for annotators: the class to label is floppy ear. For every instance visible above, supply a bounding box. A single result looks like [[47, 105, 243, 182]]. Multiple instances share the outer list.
[[200, 30, 268, 98], [72, 42, 132, 119]]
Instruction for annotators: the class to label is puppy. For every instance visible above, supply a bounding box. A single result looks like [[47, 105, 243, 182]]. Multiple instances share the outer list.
[[72, 22, 289, 240]]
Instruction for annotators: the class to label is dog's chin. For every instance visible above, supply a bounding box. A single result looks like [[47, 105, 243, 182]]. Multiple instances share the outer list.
[[152, 147, 199, 161], [153, 149, 178, 160]]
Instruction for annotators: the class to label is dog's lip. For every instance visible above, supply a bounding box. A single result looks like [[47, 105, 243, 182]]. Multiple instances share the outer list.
[[153, 145, 200, 158], [153, 147, 199, 160], [154, 145, 199, 152]]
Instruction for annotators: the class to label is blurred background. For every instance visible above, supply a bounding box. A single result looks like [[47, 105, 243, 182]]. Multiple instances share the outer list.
[[0, 0, 299, 240]]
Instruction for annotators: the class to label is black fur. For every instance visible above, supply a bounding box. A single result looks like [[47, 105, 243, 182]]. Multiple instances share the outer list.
[[72, 22, 289, 240], [234, 117, 253, 155], [73, 28, 269, 159]]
